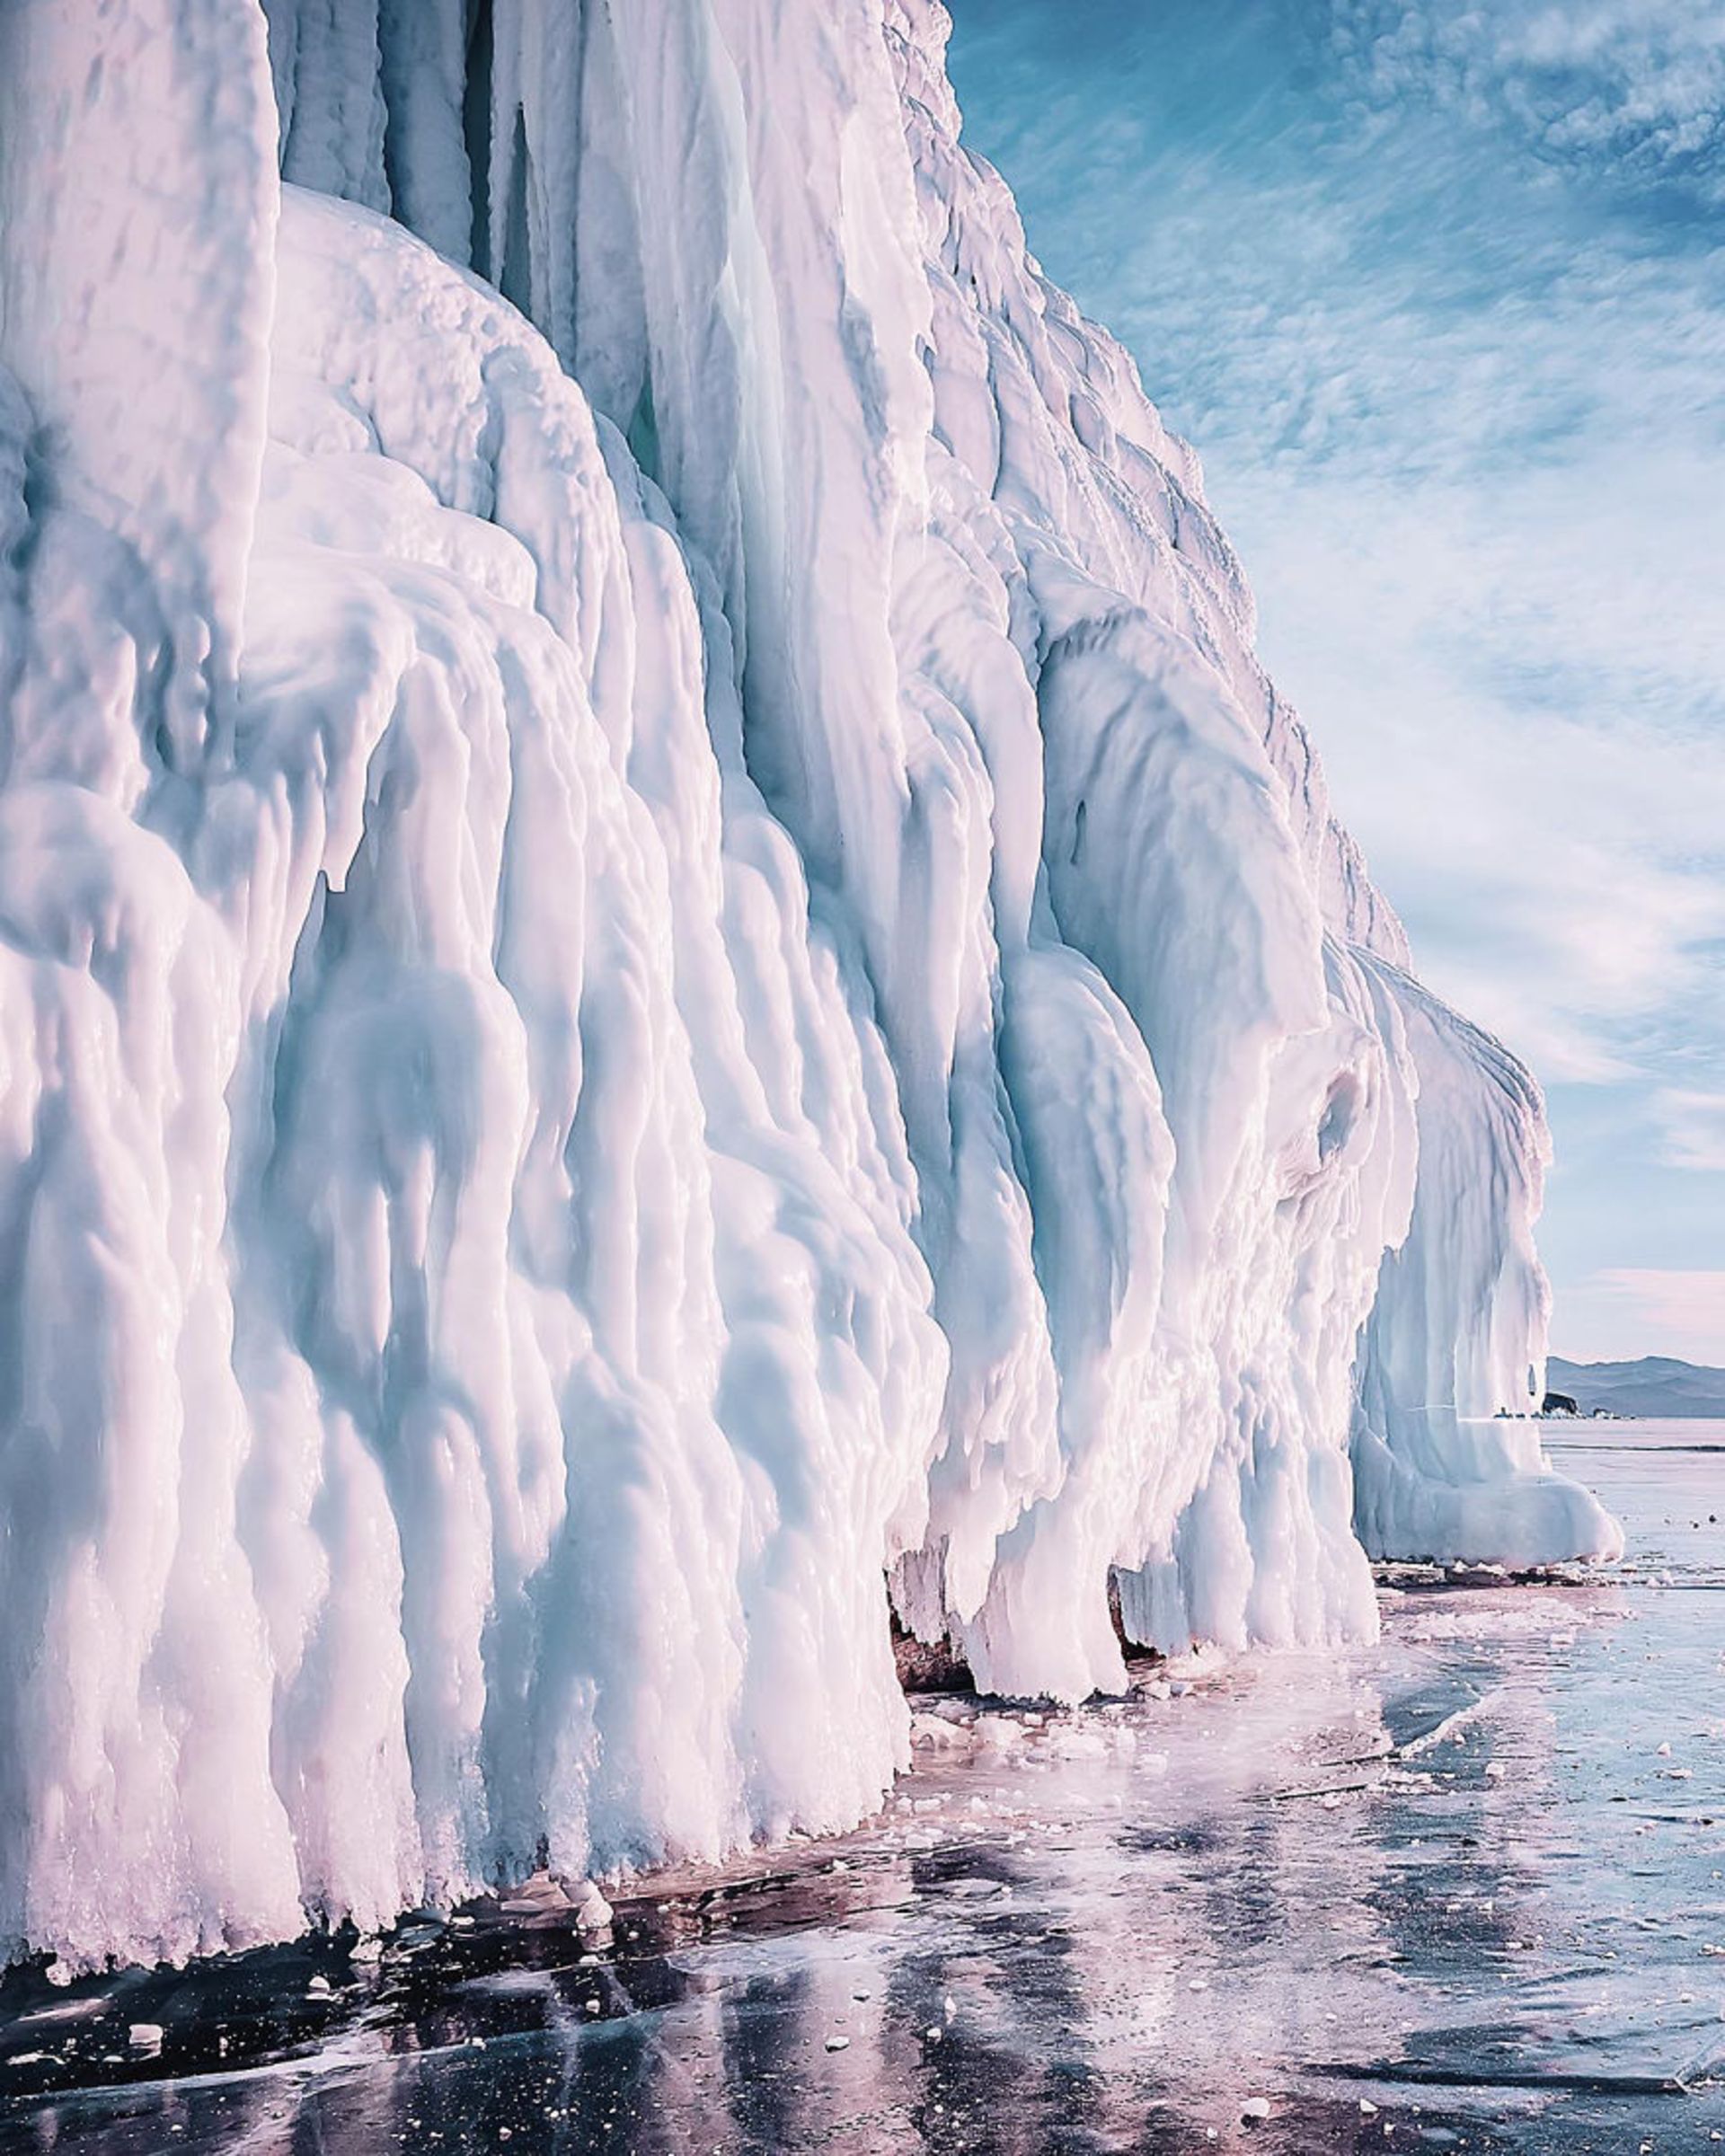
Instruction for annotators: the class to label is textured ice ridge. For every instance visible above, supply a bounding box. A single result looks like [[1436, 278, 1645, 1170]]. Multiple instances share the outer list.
[[0, 0, 1619, 1970]]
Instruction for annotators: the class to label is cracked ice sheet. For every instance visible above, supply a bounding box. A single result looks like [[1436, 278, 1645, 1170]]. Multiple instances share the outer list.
[[1, 1422, 1720, 2153]]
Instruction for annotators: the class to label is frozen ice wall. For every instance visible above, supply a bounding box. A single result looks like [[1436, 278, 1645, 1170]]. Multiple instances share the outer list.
[[0, 0, 1618, 1970]]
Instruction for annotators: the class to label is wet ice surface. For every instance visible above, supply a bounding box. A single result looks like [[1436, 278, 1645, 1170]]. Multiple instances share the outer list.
[[3, 1424, 1721, 2155]]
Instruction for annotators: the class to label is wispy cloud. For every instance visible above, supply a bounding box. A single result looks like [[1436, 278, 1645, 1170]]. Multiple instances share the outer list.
[[1237, 451, 1725, 1082], [1658, 1091, 1725, 1175], [1554, 1268, 1725, 1365], [948, 0, 1725, 1352], [1331, 0, 1725, 207]]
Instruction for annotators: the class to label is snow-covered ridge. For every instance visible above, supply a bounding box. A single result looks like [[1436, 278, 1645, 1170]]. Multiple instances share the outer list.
[[0, 0, 1617, 1971]]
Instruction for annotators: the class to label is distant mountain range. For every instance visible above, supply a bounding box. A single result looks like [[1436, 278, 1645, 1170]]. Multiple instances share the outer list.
[[1546, 1355, 1725, 1418]]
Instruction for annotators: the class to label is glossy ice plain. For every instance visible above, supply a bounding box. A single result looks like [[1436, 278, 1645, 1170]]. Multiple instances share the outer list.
[[0, 1421, 1717, 2154]]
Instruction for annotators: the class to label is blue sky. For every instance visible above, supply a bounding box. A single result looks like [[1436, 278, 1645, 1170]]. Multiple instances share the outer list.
[[947, 0, 1725, 1365]]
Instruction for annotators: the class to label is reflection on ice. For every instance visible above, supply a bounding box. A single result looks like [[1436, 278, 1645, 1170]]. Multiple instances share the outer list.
[[1, 1424, 1720, 2152]]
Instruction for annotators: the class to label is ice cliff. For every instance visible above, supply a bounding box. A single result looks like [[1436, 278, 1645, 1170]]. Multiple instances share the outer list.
[[0, 0, 1620, 1971]]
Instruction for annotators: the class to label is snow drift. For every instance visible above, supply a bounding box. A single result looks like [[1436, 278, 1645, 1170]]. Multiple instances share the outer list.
[[0, 0, 1618, 1970]]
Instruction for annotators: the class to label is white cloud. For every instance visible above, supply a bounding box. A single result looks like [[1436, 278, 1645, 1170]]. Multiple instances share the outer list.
[[1331, 0, 1725, 201], [1554, 1268, 1725, 1364], [1232, 456, 1725, 1084], [1657, 1091, 1725, 1174], [947, 0, 1725, 1322]]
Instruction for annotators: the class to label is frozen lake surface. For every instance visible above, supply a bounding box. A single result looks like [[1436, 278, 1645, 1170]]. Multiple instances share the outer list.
[[2, 1422, 1721, 2154]]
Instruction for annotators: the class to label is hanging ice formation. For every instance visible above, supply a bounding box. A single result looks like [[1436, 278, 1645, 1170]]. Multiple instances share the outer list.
[[0, 0, 1619, 1970]]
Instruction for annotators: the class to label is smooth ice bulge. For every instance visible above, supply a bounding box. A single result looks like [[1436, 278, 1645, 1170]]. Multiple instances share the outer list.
[[0, 0, 1618, 1972]]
